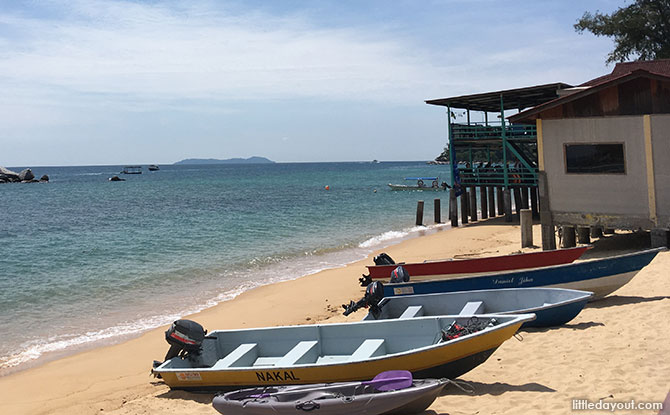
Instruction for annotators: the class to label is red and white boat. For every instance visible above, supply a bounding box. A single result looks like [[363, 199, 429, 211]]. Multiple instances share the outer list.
[[363, 246, 590, 284]]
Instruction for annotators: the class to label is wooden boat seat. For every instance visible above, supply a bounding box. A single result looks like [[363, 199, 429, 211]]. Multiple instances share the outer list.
[[349, 339, 386, 361], [212, 343, 258, 369], [399, 305, 424, 319], [275, 340, 319, 367], [458, 301, 485, 315]]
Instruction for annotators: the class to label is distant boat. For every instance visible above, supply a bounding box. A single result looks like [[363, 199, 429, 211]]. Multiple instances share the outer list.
[[120, 166, 142, 174], [148, 165, 160, 171], [388, 177, 448, 191], [151, 313, 533, 390], [383, 248, 663, 300]]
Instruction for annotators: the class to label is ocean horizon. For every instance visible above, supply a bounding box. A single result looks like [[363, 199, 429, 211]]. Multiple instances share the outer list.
[[0, 161, 452, 375]]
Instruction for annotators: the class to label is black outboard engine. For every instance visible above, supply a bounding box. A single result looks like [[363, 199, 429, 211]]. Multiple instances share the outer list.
[[163, 319, 207, 361], [389, 265, 410, 283], [359, 253, 396, 286], [374, 253, 395, 265], [342, 281, 385, 318]]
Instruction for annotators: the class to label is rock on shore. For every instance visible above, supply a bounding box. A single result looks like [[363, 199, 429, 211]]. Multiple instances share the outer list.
[[0, 167, 49, 183]]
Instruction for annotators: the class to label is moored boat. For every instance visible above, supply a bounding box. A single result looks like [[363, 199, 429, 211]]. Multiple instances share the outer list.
[[388, 177, 448, 191], [152, 314, 534, 390], [363, 246, 590, 284], [383, 248, 663, 300], [212, 371, 447, 415], [362, 287, 593, 328]]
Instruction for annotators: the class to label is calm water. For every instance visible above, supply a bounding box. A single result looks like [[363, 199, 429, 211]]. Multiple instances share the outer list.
[[0, 162, 451, 373]]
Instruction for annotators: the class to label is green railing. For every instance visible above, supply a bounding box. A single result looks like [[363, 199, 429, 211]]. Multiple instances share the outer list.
[[451, 124, 537, 141], [456, 167, 538, 187]]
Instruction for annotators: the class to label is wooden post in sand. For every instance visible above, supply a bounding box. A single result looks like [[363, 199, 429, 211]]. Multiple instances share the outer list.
[[537, 172, 556, 250], [520, 209, 533, 248], [497, 187, 505, 216], [434, 198, 441, 223], [469, 186, 478, 222], [577, 227, 591, 244], [415, 200, 424, 226], [480, 187, 488, 220], [460, 192, 469, 225], [488, 187, 496, 218], [530, 187, 539, 219], [449, 189, 459, 227], [561, 226, 576, 248], [504, 189, 513, 222], [590, 227, 603, 238], [513, 187, 522, 218]]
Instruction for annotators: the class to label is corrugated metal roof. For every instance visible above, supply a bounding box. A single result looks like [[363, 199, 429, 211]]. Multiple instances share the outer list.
[[425, 83, 573, 113]]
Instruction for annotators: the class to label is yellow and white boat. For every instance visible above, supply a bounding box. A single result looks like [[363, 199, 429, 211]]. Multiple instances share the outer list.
[[152, 314, 533, 390]]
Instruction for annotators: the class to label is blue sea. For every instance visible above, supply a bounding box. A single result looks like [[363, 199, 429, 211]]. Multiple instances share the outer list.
[[0, 162, 451, 374]]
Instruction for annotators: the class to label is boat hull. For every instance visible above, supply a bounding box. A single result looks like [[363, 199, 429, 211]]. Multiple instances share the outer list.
[[153, 314, 532, 390], [364, 288, 593, 328], [213, 378, 447, 415], [383, 249, 662, 300], [367, 246, 589, 281]]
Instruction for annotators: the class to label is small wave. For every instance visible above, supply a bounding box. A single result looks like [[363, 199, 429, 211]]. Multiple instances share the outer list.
[[78, 172, 104, 176], [358, 230, 410, 248]]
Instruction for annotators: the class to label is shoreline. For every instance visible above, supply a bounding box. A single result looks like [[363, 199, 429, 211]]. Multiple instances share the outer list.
[[0, 220, 450, 377], [3, 217, 668, 415]]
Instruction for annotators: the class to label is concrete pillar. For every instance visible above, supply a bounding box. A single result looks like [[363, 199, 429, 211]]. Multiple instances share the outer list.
[[496, 187, 504, 216], [521, 209, 533, 248], [480, 187, 488, 220]]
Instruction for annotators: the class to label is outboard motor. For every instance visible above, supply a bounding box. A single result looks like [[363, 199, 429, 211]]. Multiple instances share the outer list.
[[374, 253, 395, 265], [389, 265, 410, 283], [359, 253, 396, 286], [342, 281, 386, 317], [163, 319, 207, 361]]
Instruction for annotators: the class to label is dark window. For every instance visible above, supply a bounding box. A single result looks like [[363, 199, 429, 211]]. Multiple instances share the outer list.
[[564, 143, 625, 174]]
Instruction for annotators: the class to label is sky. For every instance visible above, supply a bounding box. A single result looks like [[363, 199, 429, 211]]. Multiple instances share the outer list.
[[0, 0, 626, 166]]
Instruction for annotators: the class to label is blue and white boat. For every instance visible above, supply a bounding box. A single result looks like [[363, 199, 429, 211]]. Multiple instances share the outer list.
[[363, 288, 593, 328], [384, 248, 663, 300]]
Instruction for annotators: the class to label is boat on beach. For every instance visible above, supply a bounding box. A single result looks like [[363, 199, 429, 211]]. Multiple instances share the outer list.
[[152, 314, 534, 390], [363, 246, 590, 284], [383, 248, 663, 300], [388, 177, 448, 191], [362, 287, 593, 328], [212, 371, 447, 415]]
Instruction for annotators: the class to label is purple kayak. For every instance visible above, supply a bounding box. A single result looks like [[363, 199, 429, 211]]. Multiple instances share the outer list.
[[212, 370, 447, 415]]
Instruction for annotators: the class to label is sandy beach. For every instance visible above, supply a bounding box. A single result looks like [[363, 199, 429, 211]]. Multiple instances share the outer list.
[[2, 217, 668, 415]]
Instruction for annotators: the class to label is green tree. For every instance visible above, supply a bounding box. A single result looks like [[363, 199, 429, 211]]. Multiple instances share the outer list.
[[574, 0, 670, 63]]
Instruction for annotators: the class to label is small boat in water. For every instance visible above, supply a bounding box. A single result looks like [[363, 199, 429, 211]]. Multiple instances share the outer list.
[[212, 371, 447, 415], [120, 166, 142, 174], [362, 246, 590, 285], [362, 287, 593, 328], [384, 248, 663, 300], [388, 177, 448, 191], [152, 314, 534, 390], [148, 164, 160, 171]]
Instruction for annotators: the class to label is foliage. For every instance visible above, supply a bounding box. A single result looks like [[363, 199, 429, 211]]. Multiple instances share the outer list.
[[574, 0, 670, 63]]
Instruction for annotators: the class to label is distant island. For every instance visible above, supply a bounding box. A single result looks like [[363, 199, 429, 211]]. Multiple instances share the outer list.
[[174, 156, 275, 165]]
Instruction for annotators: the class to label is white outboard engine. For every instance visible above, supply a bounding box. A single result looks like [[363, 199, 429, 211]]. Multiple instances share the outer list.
[[163, 319, 207, 361]]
